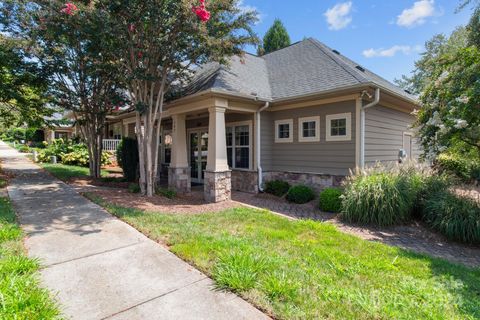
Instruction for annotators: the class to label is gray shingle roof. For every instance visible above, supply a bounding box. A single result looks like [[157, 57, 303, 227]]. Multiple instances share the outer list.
[[184, 38, 416, 103]]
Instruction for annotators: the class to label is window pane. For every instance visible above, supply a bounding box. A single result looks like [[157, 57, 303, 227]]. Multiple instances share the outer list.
[[330, 118, 347, 136], [227, 147, 232, 168], [164, 149, 171, 164], [302, 121, 316, 138], [226, 127, 233, 146], [235, 125, 249, 146], [235, 147, 249, 169], [278, 124, 290, 138]]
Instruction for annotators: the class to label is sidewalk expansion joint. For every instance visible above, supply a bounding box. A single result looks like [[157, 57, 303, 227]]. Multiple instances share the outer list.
[[42, 241, 145, 269], [101, 277, 209, 319]]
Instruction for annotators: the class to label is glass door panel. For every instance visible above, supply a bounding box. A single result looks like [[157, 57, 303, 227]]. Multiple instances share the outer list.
[[189, 130, 208, 183]]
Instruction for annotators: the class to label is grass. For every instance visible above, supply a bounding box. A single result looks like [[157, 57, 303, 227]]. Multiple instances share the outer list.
[[40, 163, 108, 181], [86, 193, 480, 320], [0, 197, 60, 319]]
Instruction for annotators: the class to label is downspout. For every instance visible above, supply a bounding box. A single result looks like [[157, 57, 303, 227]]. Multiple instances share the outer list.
[[256, 101, 270, 191], [360, 88, 380, 169]]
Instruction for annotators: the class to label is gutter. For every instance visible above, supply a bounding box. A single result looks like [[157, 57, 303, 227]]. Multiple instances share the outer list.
[[360, 88, 380, 169], [256, 101, 270, 191]]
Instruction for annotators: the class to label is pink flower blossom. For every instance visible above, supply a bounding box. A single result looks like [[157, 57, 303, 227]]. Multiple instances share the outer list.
[[128, 24, 136, 33], [192, 0, 210, 22], [60, 2, 78, 16]]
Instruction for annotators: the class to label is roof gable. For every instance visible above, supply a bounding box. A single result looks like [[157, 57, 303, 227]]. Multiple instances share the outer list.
[[183, 38, 415, 103]]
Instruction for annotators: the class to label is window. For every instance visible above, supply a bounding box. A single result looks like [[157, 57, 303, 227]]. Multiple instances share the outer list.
[[298, 116, 320, 142], [163, 131, 172, 164], [226, 122, 251, 170], [275, 119, 293, 143], [326, 113, 352, 141]]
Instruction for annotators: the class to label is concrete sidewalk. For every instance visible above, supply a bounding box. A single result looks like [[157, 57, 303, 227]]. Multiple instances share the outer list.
[[0, 141, 268, 320]]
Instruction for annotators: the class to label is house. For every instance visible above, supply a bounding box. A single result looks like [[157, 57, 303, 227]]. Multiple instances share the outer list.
[[107, 38, 421, 203]]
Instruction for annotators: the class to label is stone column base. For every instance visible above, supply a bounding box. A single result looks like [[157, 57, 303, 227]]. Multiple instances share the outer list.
[[204, 170, 231, 203], [168, 167, 191, 194]]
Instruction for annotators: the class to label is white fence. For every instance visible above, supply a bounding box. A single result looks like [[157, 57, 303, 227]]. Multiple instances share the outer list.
[[103, 139, 121, 152]]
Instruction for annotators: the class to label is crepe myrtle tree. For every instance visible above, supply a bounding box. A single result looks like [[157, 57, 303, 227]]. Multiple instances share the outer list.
[[1, 1, 126, 178], [101, 0, 259, 196], [416, 46, 480, 160]]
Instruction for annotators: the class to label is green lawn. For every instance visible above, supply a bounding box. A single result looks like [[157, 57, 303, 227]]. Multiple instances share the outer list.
[[0, 197, 60, 319], [40, 163, 108, 181], [87, 194, 480, 320]]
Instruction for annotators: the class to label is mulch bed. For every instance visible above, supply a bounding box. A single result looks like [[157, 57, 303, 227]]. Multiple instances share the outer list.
[[89, 188, 242, 215]]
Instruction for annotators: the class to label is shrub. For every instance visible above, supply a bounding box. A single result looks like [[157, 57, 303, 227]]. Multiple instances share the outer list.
[[61, 149, 90, 167], [117, 138, 139, 182], [286, 185, 315, 204], [156, 187, 176, 199], [264, 180, 290, 197], [423, 191, 480, 244], [128, 183, 141, 193], [319, 188, 342, 213], [340, 167, 418, 226], [436, 152, 480, 183], [18, 145, 30, 153]]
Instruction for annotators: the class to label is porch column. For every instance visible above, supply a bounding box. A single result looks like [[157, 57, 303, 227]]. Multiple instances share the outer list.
[[168, 114, 191, 194], [204, 106, 231, 203]]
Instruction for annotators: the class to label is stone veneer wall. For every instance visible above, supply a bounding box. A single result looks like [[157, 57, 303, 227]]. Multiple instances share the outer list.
[[168, 167, 191, 194], [262, 171, 345, 193], [231, 170, 258, 193], [204, 170, 231, 203]]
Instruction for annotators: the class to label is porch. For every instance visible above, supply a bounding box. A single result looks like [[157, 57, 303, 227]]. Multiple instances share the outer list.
[[165, 97, 262, 203]]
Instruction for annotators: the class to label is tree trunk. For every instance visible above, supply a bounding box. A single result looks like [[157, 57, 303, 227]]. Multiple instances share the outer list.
[[83, 112, 104, 179]]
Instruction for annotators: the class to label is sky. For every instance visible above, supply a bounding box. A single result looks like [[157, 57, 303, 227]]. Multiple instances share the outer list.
[[240, 0, 474, 82]]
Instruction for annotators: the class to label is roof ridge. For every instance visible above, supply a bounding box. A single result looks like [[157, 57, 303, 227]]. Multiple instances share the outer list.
[[307, 38, 369, 84]]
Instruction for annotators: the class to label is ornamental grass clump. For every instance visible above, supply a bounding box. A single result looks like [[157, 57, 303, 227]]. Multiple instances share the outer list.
[[340, 164, 423, 226], [423, 191, 480, 244]]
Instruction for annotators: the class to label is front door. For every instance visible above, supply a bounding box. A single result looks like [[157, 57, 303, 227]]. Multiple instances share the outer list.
[[189, 131, 208, 183]]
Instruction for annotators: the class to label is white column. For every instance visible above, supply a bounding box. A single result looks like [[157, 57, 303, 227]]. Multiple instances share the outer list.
[[206, 106, 229, 172], [170, 114, 188, 168]]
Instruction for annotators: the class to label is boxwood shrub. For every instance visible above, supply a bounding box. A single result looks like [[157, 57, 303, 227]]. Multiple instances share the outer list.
[[422, 191, 480, 244], [264, 180, 290, 197], [117, 138, 139, 182], [285, 185, 315, 204], [319, 188, 342, 213]]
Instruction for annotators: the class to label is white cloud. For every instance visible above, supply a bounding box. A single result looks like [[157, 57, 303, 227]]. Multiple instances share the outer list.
[[324, 2, 353, 31], [362, 45, 422, 58], [397, 0, 437, 28]]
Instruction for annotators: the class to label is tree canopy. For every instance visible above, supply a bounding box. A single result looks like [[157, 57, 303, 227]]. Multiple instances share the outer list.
[[0, 34, 51, 128], [2, 0, 127, 178], [101, 0, 259, 196], [260, 19, 291, 55]]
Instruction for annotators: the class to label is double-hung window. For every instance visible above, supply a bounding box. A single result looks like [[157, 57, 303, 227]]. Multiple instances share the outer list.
[[326, 113, 352, 141], [226, 123, 251, 170], [298, 116, 320, 142]]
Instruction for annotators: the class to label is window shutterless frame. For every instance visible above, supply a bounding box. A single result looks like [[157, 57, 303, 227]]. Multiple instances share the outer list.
[[226, 121, 253, 170], [326, 113, 352, 142], [274, 119, 293, 143], [298, 116, 320, 142]]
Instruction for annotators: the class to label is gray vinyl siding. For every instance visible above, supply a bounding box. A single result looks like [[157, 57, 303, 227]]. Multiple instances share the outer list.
[[365, 105, 421, 165], [261, 101, 356, 175]]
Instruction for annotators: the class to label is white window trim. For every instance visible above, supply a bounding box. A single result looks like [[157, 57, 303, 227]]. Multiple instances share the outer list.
[[226, 121, 253, 171], [326, 113, 352, 142], [274, 119, 293, 143], [298, 116, 320, 142]]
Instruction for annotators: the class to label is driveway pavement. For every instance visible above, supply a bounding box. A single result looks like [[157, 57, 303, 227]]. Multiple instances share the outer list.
[[0, 141, 268, 320]]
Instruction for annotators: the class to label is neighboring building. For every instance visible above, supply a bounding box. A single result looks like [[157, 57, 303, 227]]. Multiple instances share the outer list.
[[107, 38, 421, 202], [43, 113, 76, 143]]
